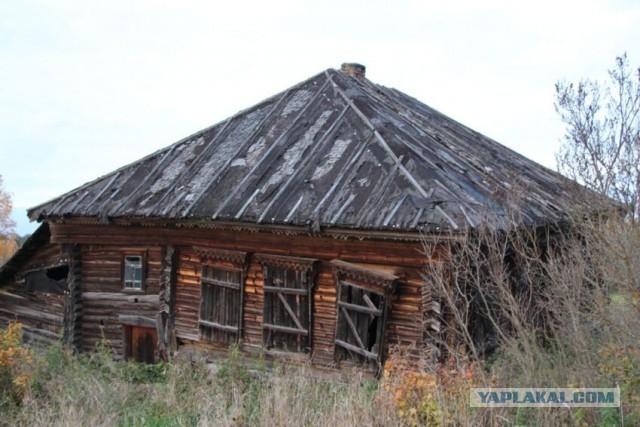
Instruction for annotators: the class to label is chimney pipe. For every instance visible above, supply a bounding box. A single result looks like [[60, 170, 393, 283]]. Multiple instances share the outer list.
[[340, 63, 366, 78]]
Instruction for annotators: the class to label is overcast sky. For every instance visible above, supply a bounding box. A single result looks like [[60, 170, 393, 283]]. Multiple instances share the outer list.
[[1, 0, 639, 235]]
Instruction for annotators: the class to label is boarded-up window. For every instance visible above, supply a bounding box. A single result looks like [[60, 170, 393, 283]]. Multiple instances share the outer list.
[[331, 260, 397, 370], [199, 265, 242, 344], [256, 254, 317, 354], [123, 256, 144, 290], [263, 267, 310, 352], [335, 282, 386, 366]]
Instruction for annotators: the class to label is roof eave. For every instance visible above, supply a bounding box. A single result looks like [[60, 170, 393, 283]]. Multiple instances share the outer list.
[[40, 215, 467, 242]]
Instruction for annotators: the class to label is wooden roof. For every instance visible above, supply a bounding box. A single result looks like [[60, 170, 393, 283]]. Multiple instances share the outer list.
[[28, 67, 601, 233], [0, 223, 52, 283]]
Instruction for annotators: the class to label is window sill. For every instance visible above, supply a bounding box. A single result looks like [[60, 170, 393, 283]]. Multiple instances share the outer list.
[[122, 288, 146, 293]]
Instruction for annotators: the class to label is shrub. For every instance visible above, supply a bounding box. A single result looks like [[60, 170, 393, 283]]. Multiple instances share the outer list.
[[377, 351, 482, 426], [0, 322, 33, 408]]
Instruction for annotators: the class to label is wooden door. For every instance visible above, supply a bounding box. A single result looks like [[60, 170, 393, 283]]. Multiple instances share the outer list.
[[125, 326, 157, 364]]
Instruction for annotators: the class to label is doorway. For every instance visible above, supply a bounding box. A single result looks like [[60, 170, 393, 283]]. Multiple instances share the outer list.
[[124, 325, 157, 363]]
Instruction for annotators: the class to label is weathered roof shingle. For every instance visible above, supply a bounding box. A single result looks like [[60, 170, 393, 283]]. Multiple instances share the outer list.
[[28, 67, 599, 232]]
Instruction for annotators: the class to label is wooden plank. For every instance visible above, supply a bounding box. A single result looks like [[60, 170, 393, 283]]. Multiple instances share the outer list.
[[51, 223, 431, 267], [337, 301, 381, 316], [118, 315, 156, 328], [0, 306, 63, 324], [199, 320, 239, 333], [263, 286, 307, 295], [335, 339, 377, 360], [263, 323, 308, 336], [276, 292, 304, 331], [200, 277, 240, 290], [340, 306, 366, 350], [362, 293, 379, 311], [82, 293, 158, 303]]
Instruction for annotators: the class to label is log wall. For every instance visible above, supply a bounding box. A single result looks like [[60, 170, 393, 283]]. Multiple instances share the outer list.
[[48, 223, 444, 367], [0, 242, 67, 346], [174, 248, 200, 342], [242, 261, 264, 348], [79, 244, 162, 356]]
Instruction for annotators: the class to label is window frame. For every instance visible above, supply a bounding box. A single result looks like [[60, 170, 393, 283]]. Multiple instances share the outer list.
[[330, 260, 397, 370], [123, 255, 145, 291], [195, 247, 248, 344], [199, 264, 244, 343], [254, 254, 317, 354]]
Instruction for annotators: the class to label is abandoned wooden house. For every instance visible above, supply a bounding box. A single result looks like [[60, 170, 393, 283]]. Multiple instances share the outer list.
[[0, 63, 598, 371]]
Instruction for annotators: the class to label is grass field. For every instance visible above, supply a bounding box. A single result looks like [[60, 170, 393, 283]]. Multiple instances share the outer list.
[[2, 218, 639, 426]]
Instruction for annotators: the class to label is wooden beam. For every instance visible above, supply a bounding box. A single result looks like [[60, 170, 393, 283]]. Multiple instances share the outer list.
[[276, 292, 304, 331], [118, 315, 157, 328], [263, 286, 307, 295], [362, 293, 379, 312], [340, 306, 366, 350], [263, 323, 308, 336], [201, 278, 241, 290], [83, 292, 157, 303], [0, 306, 63, 324], [199, 320, 239, 333], [335, 339, 377, 360], [338, 301, 381, 316]]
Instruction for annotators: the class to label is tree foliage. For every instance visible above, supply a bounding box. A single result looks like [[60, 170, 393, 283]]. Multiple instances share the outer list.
[[0, 175, 15, 239], [555, 53, 640, 218], [0, 239, 18, 266], [0, 175, 17, 265]]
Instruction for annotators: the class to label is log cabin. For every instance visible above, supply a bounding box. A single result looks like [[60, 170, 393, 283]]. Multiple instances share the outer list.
[[0, 63, 601, 372]]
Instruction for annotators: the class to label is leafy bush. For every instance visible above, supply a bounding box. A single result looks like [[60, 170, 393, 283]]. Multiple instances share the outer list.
[[377, 351, 483, 426], [0, 323, 33, 408]]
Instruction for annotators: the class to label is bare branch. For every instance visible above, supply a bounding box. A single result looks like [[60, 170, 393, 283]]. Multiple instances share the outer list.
[[555, 53, 640, 219]]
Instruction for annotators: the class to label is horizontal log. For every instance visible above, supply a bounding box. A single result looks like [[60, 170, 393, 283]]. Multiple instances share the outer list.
[[391, 305, 420, 315], [52, 224, 433, 267], [334, 339, 378, 360], [118, 315, 157, 328], [175, 330, 199, 341], [83, 302, 158, 313], [23, 329, 61, 345], [313, 294, 337, 303], [82, 292, 158, 303], [0, 306, 63, 325]]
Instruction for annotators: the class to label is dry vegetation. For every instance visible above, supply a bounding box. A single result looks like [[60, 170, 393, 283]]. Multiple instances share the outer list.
[[1, 339, 398, 426], [417, 215, 640, 425], [1, 216, 639, 426]]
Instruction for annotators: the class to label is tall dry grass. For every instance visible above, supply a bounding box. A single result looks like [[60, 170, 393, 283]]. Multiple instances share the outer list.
[[1, 215, 638, 426], [3, 341, 398, 427], [419, 215, 640, 425]]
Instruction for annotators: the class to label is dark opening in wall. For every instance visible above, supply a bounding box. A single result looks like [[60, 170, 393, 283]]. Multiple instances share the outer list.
[[46, 265, 69, 281], [24, 265, 69, 294]]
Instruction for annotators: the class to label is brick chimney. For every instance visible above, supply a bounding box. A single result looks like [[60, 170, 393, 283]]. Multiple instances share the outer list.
[[340, 63, 366, 79]]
